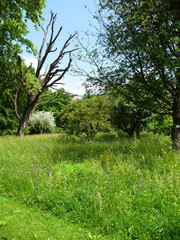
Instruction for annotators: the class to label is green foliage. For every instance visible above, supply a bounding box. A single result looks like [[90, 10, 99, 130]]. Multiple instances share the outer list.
[[28, 111, 56, 134], [85, 0, 180, 147], [147, 114, 173, 136], [111, 94, 151, 137], [94, 131, 118, 142], [36, 88, 71, 128], [24, 72, 41, 94], [0, 0, 46, 59], [0, 59, 40, 135], [60, 95, 112, 140], [16, 59, 41, 95], [0, 133, 179, 239], [0, 1, 46, 135], [0, 67, 19, 135]]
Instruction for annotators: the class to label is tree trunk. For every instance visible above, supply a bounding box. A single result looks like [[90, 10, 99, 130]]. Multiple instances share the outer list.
[[135, 120, 140, 138], [171, 92, 180, 150], [128, 129, 135, 138], [136, 128, 140, 138], [16, 101, 36, 136], [170, 0, 180, 150]]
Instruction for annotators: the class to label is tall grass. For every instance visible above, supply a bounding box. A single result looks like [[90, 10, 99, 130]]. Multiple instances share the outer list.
[[0, 133, 179, 239]]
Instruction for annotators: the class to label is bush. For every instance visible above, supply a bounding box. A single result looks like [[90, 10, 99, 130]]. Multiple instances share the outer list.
[[60, 95, 112, 140], [28, 111, 56, 134]]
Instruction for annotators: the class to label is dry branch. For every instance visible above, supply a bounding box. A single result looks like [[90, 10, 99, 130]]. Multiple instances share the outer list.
[[8, 11, 77, 136]]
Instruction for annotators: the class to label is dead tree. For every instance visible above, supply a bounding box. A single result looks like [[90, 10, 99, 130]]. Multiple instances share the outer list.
[[9, 12, 77, 136]]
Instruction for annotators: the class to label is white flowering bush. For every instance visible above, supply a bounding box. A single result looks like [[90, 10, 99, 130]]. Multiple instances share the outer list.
[[28, 111, 56, 134]]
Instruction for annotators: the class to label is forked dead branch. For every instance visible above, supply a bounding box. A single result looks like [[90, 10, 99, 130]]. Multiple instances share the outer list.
[[9, 11, 77, 136]]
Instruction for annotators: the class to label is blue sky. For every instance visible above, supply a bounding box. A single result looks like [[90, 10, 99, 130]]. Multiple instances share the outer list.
[[23, 0, 97, 95]]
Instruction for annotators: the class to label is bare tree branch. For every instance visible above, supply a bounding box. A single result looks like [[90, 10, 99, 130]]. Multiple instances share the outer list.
[[39, 88, 65, 98], [36, 12, 63, 78], [35, 91, 68, 107], [8, 11, 77, 136]]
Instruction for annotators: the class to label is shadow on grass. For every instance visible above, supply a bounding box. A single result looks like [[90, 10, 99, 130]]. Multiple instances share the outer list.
[[49, 132, 172, 172]]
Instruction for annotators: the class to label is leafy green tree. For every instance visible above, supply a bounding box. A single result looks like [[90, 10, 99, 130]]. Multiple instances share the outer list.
[[88, 0, 180, 149], [0, 89, 18, 135], [111, 95, 150, 137], [0, 0, 46, 135], [0, 62, 27, 135], [0, 66, 14, 135], [0, 0, 46, 60], [60, 96, 111, 140]]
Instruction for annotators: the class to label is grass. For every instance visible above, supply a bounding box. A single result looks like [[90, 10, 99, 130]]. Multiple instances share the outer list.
[[0, 195, 90, 240], [0, 132, 179, 239]]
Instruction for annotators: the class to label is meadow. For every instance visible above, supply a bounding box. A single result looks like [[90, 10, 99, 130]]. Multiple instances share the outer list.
[[0, 132, 179, 239]]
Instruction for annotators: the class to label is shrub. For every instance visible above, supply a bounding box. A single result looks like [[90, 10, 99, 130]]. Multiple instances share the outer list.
[[28, 111, 56, 134], [60, 95, 112, 140]]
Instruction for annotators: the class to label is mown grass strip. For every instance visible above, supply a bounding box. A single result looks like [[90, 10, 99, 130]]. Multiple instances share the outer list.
[[0, 195, 100, 240]]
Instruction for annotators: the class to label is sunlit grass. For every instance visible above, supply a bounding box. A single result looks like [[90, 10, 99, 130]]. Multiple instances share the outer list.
[[0, 195, 93, 240], [0, 133, 179, 239]]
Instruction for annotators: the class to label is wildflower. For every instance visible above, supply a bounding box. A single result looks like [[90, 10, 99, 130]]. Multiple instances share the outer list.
[[139, 181, 145, 187], [46, 167, 51, 175], [132, 187, 136, 194]]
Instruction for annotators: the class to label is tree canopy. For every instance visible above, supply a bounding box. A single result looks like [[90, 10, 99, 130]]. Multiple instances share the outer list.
[[111, 94, 151, 137], [83, 0, 180, 148], [0, 0, 46, 135], [0, 0, 46, 60]]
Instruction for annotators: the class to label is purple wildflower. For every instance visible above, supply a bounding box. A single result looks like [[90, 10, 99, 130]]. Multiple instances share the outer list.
[[139, 181, 145, 187]]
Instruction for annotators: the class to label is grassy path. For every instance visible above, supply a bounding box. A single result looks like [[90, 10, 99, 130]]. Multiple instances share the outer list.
[[0, 195, 96, 240]]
